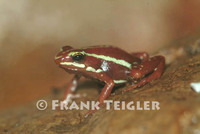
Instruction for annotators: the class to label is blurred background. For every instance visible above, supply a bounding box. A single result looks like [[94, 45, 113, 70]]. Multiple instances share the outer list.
[[0, 0, 200, 110]]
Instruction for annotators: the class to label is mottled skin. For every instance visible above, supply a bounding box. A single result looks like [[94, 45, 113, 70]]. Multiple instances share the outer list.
[[55, 45, 165, 116]]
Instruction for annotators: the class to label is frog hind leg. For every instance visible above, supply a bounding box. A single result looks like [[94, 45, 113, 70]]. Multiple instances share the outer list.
[[131, 52, 149, 61], [123, 55, 165, 92]]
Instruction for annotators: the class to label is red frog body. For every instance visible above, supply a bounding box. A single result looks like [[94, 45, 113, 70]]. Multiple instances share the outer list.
[[55, 45, 165, 114]]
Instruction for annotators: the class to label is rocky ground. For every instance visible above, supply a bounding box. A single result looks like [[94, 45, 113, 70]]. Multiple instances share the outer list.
[[0, 31, 200, 134]]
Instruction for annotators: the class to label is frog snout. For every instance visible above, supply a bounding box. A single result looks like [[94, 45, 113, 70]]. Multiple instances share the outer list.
[[55, 53, 63, 65]]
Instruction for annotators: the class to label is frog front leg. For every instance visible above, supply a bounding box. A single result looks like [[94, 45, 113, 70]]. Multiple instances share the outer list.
[[85, 72, 115, 117], [62, 75, 81, 104], [124, 55, 165, 92], [98, 74, 115, 104]]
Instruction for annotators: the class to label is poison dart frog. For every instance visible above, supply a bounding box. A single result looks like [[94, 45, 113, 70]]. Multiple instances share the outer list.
[[55, 45, 165, 114]]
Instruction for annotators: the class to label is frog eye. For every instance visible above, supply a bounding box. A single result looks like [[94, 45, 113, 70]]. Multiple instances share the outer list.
[[72, 54, 85, 61]]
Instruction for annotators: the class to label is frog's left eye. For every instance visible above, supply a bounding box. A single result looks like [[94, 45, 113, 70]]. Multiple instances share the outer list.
[[72, 54, 85, 61]]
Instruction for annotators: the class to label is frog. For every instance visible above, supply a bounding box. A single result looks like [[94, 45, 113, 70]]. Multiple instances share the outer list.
[[54, 45, 165, 114]]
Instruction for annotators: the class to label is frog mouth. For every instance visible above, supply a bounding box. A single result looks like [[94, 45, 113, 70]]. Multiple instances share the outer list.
[[59, 62, 86, 68]]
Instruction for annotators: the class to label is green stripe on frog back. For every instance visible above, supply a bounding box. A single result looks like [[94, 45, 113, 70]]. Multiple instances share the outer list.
[[68, 51, 132, 69]]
